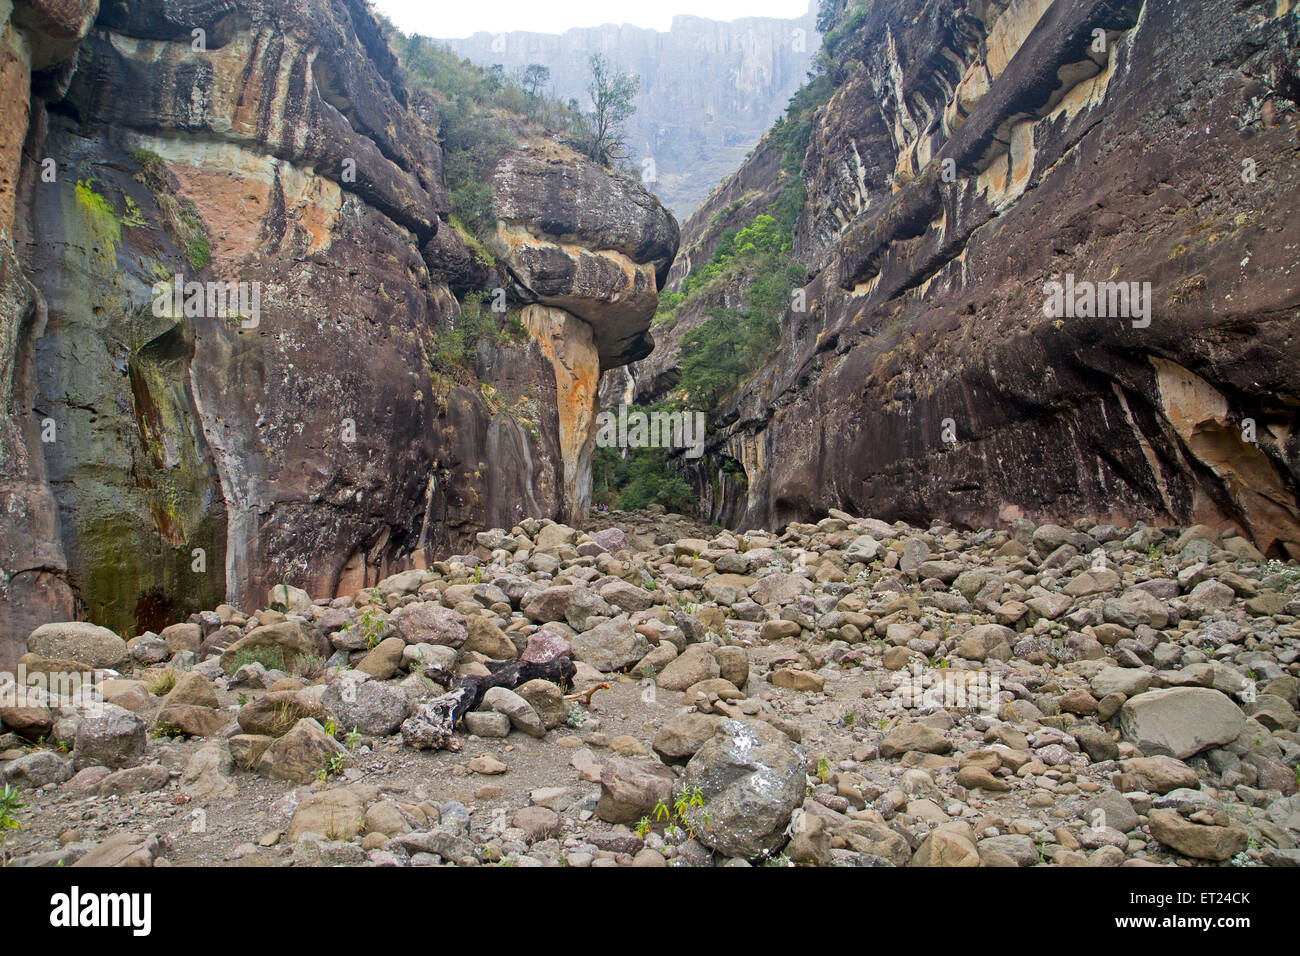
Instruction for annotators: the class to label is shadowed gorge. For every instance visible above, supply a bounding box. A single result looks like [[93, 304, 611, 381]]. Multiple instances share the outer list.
[[0, 0, 1298, 879]]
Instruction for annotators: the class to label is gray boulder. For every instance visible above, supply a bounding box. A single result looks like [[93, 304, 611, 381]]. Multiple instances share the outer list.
[[683, 719, 806, 859]]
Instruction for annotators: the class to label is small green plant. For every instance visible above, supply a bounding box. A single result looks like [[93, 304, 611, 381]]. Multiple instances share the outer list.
[[635, 816, 651, 839], [269, 577, 292, 612], [674, 785, 703, 822], [348, 607, 386, 650], [0, 784, 25, 838], [648, 785, 708, 840], [565, 705, 586, 729], [315, 752, 346, 783], [841, 710, 855, 727], [346, 727, 362, 750], [152, 720, 181, 740], [816, 755, 831, 784], [130, 148, 168, 191], [323, 718, 337, 738], [236, 692, 249, 707]]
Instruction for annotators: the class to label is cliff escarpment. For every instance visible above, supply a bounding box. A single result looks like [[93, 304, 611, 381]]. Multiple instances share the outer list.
[[636, 0, 1300, 561], [0, 0, 676, 666], [443, 7, 821, 217]]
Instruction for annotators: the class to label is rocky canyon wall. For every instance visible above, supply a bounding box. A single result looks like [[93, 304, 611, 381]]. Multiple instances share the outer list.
[[636, 0, 1300, 560], [0, 0, 675, 667]]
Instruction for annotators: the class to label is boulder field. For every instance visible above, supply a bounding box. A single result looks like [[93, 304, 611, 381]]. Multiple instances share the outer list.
[[1, 509, 1297, 867]]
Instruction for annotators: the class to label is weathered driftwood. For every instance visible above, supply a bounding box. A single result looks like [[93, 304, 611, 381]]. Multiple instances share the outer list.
[[400, 657, 576, 750]]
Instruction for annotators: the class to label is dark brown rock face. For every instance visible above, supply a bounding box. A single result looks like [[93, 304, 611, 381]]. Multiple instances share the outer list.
[[0, 0, 674, 662], [0, 0, 96, 672], [637, 0, 1300, 559]]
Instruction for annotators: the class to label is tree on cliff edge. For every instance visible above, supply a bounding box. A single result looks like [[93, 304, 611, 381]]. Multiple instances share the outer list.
[[582, 53, 639, 169]]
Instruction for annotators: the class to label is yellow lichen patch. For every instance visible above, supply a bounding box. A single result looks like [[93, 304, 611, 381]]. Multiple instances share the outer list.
[[1151, 357, 1300, 557], [1006, 121, 1036, 197], [986, 0, 1055, 80], [1049, 48, 1119, 122], [850, 274, 881, 299], [73, 179, 122, 254]]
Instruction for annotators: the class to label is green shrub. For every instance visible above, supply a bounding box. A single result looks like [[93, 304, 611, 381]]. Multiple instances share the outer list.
[[393, 35, 582, 244], [594, 441, 696, 514], [429, 290, 528, 373]]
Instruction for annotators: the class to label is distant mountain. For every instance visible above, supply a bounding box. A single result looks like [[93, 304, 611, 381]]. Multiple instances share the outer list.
[[439, 7, 821, 218]]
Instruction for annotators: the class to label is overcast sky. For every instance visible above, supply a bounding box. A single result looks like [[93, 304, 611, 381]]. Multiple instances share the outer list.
[[373, 0, 813, 40]]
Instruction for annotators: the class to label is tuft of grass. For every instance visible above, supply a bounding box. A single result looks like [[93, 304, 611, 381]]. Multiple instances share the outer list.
[[130, 148, 169, 192], [226, 645, 288, 675], [186, 233, 210, 271], [142, 670, 178, 696]]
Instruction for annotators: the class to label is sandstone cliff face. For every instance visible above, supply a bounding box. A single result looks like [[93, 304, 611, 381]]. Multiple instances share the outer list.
[[0, 0, 674, 665], [638, 0, 1300, 559], [443, 8, 821, 217], [0, 0, 99, 674]]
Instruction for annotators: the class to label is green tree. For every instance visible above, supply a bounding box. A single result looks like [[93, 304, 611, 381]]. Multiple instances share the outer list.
[[521, 63, 551, 99], [583, 53, 639, 168]]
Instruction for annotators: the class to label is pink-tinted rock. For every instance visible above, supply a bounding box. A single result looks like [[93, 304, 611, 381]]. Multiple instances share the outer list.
[[522, 630, 574, 664], [394, 603, 467, 648], [591, 528, 626, 553], [63, 765, 112, 792]]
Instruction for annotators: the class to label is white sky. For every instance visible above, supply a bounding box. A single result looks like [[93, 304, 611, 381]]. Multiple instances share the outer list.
[[373, 0, 814, 40]]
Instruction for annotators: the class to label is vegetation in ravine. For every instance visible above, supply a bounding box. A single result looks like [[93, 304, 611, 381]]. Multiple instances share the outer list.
[[608, 0, 858, 513]]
